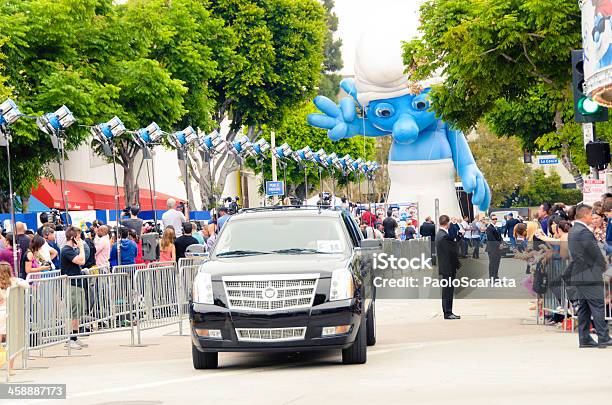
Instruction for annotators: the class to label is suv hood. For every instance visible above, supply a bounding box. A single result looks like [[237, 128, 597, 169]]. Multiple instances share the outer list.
[[202, 254, 350, 280]]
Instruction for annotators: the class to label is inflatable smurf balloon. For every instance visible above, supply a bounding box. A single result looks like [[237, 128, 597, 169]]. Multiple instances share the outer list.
[[308, 33, 490, 220]]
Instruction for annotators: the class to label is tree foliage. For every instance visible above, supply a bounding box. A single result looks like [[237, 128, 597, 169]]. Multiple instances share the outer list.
[[318, 0, 343, 101], [469, 126, 530, 207], [0, 0, 329, 212], [403, 0, 589, 179], [515, 169, 582, 206]]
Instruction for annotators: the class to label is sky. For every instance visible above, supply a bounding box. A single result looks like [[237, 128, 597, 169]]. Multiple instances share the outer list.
[[334, 0, 424, 75]]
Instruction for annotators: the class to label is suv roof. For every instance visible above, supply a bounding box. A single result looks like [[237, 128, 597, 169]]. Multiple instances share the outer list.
[[233, 205, 344, 220]]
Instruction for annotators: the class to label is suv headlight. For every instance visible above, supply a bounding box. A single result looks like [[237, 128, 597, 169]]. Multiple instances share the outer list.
[[192, 272, 214, 304], [329, 268, 355, 301]]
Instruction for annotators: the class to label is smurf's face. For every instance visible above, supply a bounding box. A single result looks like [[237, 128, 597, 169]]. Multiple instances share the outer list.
[[367, 89, 438, 143]]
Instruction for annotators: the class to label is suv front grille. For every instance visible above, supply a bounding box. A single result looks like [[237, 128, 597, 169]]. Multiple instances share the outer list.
[[222, 274, 319, 311], [235, 327, 307, 342]]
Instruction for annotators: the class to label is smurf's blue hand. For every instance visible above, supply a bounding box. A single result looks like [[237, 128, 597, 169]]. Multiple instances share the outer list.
[[458, 163, 491, 212], [308, 96, 362, 140], [447, 127, 491, 211], [340, 78, 360, 106]]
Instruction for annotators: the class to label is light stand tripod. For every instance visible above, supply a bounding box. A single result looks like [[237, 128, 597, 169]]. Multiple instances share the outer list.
[[0, 126, 19, 274], [53, 135, 71, 226]]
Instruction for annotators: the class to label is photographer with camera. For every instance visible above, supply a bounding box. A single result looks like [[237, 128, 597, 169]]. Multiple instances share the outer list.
[[60, 226, 88, 350], [162, 198, 189, 237], [121, 205, 144, 237]]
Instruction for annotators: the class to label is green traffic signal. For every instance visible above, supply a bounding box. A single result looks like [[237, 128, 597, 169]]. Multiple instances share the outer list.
[[578, 96, 602, 115]]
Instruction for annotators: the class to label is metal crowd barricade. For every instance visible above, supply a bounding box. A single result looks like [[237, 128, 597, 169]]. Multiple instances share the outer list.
[[84, 265, 111, 275], [148, 261, 176, 270], [4, 284, 27, 382], [25, 270, 61, 282], [26, 275, 70, 362], [538, 257, 571, 329], [178, 256, 207, 269], [67, 272, 134, 344], [112, 263, 147, 290], [177, 264, 202, 335], [134, 265, 180, 344]]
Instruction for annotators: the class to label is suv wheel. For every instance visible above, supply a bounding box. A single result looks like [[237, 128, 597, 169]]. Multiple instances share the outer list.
[[192, 343, 218, 369], [342, 317, 367, 364], [366, 301, 376, 346]]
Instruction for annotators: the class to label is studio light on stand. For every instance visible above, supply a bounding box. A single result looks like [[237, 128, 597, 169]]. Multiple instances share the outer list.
[[313, 149, 328, 203], [197, 130, 224, 209], [292, 146, 314, 204], [352, 158, 364, 203], [246, 138, 270, 206], [132, 122, 164, 230], [0, 98, 23, 273], [91, 116, 126, 263], [37, 105, 77, 225], [365, 161, 380, 211], [339, 154, 354, 200], [326, 152, 341, 207], [229, 135, 253, 208], [169, 126, 197, 210], [272, 143, 293, 202]]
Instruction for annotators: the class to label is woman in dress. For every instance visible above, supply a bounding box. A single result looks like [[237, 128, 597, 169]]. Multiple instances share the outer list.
[[159, 227, 176, 262]]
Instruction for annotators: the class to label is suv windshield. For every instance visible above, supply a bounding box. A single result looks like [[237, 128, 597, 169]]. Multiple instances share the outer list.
[[213, 216, 349, 256]]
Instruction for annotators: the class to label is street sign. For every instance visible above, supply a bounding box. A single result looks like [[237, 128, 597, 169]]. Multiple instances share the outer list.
[[583, 178, 606, 204], [583, 122, 594, 147], [265, 181, 284, 196], [538, 157, 559, 165]]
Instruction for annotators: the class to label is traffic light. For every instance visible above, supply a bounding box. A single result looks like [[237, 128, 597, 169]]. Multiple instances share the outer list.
[[572, 49, 608, 123]]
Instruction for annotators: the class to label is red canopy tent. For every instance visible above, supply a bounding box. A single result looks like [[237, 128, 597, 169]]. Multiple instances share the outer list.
[[32, 179, 95, 211], [32, 179, 181, 211]]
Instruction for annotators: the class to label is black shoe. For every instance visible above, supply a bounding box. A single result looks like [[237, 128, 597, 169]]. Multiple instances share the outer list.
[[444, 314, 461, 320], [579, 341, 599, 348], [598, 338, 612, 347]]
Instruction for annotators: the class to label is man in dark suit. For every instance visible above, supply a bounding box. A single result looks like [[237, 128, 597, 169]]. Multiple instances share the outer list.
[[435, 215, 461, 320], [485, 214, 503, 279], [568, 204, 612, 348], [419, 216, 436, 261]]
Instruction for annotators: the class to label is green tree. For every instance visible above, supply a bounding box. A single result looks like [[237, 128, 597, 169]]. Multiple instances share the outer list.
[[188, 0, 328, 208], [469, 126, 531, 207], [318, 0, 343, 101], [516, 169, 582, 206], [0, 0, 108, 212], [403, 0, 588, 181]]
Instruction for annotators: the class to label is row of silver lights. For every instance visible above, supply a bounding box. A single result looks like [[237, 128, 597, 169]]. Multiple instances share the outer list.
[[1, 99, 380, 208]]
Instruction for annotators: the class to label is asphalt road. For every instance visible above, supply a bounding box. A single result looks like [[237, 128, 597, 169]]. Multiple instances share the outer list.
[[11, 296, 612, 405]]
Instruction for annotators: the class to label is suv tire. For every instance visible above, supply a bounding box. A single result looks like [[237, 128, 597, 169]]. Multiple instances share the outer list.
[[192, 344, 218, 369], [366, 301, 376, 346], [342, 317, 367, 364]]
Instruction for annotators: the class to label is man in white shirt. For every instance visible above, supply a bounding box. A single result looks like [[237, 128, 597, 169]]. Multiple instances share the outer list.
[[459, 216, 470, 258], [162, 198, 188, 237]]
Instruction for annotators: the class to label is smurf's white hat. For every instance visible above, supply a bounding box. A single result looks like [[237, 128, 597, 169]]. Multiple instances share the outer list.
[[354, 32, 443, 107]]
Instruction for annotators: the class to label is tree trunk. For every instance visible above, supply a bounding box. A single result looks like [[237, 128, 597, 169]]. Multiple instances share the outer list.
[[554, 109, 584, 190], [123, 163, 137, 208]]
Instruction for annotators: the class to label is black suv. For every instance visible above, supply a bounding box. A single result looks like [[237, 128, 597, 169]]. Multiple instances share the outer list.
[[190, 206, 377, 369]]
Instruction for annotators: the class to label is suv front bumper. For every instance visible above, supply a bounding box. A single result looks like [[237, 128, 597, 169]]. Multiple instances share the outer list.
[[190, 298, 363, 352]]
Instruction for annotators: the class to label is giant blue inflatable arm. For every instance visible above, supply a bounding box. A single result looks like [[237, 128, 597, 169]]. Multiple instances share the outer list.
[[307, 79, 388, 140], [447, 127, 491, 211]]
